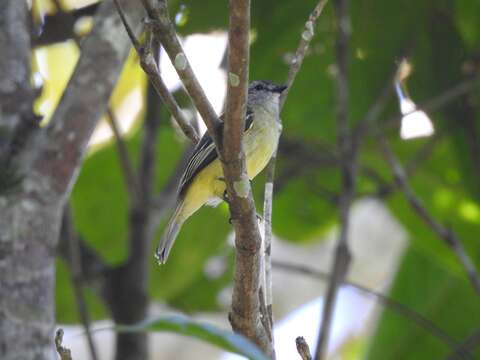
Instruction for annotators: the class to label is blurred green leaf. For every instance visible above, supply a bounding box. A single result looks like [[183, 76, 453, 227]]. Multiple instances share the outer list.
[[55, 259, 108, 323], [455, 0, 480, 49], [97, 315, 269, 360], [366, 245, 480, 360]]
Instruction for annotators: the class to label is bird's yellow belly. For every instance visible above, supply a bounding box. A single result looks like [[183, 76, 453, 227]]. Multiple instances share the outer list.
[[181, 118, 280, 221], [245, 125, 280, 179]]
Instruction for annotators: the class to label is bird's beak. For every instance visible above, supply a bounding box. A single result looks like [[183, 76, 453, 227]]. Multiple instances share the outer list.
[[274, 84, 288, 93]]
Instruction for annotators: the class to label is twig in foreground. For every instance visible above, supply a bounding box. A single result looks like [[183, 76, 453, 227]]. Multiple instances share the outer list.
[[296, 336, 313, 360], [273, 260, 473, 360], [380, 137, 480, 295], [113, 0, 199, 144], [55, 329, 73, 360]]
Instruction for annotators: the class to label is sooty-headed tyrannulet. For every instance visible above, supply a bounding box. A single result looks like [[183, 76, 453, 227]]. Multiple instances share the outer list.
[[155, 80, 287, 264]]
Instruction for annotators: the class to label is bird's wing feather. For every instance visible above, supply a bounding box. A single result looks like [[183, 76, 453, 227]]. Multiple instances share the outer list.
[[178, 110, 254, 197]]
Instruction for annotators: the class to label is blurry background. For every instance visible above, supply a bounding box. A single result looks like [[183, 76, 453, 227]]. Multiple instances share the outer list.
[[30, 0, 480, 359]]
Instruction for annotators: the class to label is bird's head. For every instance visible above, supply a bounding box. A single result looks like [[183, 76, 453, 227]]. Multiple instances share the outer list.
[[247, 80, 287, 110]]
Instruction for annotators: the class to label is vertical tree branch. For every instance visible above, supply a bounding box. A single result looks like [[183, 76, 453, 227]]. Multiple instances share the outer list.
[[315, 0, 353, 358], [221, 0, 276, 356], [379, 137, 480, 294], [0, 2, 143, 359], [104, 80, 162, 360]]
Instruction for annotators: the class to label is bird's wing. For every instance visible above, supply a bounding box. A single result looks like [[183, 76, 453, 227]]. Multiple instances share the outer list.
[[178, 110, 254, 197]]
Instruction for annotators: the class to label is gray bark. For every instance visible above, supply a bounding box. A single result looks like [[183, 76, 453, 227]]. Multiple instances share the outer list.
[[0, 1, 143, 359], [0, 1, 35, 163], [0, 1, 32, 135]]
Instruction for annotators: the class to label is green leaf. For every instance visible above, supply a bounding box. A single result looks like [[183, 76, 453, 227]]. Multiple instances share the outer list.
[[366, 246, 480, 360], [95, 315, 269, 360], [55, 259, 108, 323], [455, 0, 480, 49]]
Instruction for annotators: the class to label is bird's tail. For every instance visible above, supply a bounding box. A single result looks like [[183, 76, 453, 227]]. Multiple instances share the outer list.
[[155, 200, 185, 264]]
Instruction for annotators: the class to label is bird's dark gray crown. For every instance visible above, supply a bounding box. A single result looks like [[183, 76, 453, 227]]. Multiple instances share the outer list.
[[248, 80, 287, 94]]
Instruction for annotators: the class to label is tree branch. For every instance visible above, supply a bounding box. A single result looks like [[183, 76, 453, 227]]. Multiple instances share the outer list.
[[218, 0, 276, 356], [113, 0, 199, 144], [48, 0, 141, 205], [379, 137, 480, 294], [315, 0, 353, 358], [262, 0, 330, 344], [140, 0, 221, 141], [105, 78, 163, 360], [26, 0, 144, 199], [446, 328, 480, 360], [106, 109, 140, 200], [61, 206, 98, 360], [273, 261, 473, 359], [279, 0, 329, 110]]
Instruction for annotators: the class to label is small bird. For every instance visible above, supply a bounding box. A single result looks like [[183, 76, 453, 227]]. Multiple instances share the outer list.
[[155, 80, 287, 264]]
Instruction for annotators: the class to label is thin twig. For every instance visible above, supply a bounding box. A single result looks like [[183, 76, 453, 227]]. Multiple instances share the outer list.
[[55, 329, 73, 360], [315, 0, 353, 358], [446, 329, 480, 360], [140, 0, 221, 142], [279, 0, 329, 110], [262, 164, 275, 331], [62, 207, 98, 360], [113, 0, 199, 144], [367, 133, 442, 199], [296, 337, 313, 360], [379, 137, 480, 294], [106, 109, 140, 199], [262, 0, 330, 343], [273, 261, 473, 359]]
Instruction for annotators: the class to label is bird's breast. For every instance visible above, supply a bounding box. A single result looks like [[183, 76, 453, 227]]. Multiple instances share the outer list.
[[244, 110, 282, 179]]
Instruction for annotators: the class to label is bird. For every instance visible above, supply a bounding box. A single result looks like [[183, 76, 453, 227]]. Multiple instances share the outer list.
[[155, 80, 287, 264]]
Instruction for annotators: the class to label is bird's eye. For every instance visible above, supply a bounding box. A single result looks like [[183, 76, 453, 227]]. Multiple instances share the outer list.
[[254, 84, 263, 91]]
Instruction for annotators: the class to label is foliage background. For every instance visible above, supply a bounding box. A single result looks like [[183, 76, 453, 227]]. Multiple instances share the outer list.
[[32, 0, 480, 358]]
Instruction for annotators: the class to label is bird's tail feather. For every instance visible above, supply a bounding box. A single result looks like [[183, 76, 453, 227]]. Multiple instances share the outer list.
[[155, 200, 184, 264]]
